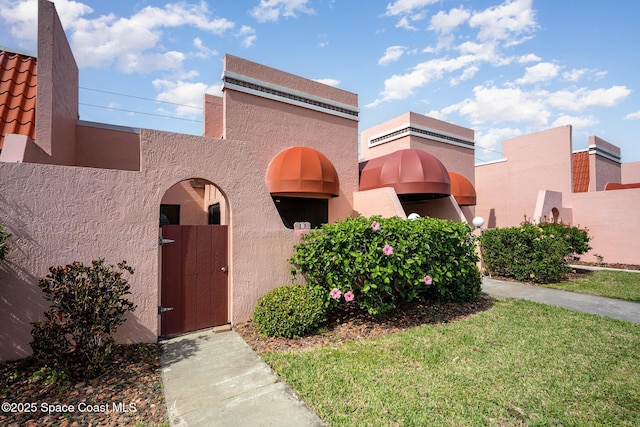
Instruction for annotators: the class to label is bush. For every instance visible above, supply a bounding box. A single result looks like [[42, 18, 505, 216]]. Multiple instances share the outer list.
[[480, 221, 591, 283], [30, 259, 136, 380], [0, 224, 11, 261], [290, 216, 482, 315], [253, 285, 327, 338]]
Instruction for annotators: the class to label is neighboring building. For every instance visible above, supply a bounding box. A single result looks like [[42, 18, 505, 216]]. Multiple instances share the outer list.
[[475, 126, 640, 265]]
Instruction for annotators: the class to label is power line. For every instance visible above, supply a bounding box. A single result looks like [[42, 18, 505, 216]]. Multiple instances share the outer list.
[[79, 103, 203, 122], [79, 86, 203, 110]]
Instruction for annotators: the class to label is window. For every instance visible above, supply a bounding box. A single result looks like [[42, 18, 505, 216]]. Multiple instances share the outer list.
[[208, 203, 221, 225], [160, 204, 180, 226], [272, 196, 328, 229]]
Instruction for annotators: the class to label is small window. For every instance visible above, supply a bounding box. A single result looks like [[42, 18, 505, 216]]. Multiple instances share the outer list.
[[160, 204, 180, 226], [208, 203, 221, 225], [272, 196, 328, 229]]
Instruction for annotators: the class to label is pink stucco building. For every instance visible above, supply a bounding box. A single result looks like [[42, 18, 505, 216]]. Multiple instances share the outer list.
[[1, 1, 638, 363], [475, 126, 640, 265]]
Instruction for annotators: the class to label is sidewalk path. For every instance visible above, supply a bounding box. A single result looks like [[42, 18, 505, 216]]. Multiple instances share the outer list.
[[160, 330, 324, 427], [483, 277, 640, 324]]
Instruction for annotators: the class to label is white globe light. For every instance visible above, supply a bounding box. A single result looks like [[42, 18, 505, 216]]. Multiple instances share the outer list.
[[408, 213, 420, 220], [472, 216, 485, 229]]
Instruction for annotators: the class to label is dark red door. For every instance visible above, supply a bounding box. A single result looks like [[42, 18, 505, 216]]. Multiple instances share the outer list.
[[160, 225, 228, 336]]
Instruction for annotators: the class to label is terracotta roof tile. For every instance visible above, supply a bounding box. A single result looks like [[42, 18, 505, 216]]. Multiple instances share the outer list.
[[0, 50, 37, 150], [572, 151, 589, 192]]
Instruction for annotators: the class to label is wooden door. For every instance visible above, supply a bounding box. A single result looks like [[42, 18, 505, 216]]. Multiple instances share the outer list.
[[160, 225, 228, 336]]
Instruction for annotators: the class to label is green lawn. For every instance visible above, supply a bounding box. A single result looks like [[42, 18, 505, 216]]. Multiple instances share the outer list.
[[264, 299, 640, 426], [545, 269, 640, 302]]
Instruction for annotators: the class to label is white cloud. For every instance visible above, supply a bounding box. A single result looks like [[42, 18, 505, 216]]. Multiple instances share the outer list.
[[547, 86, 631, 111], [313, 78, 340, 87], [468, 0, 537, 43], [237, 25, 257, 48], [476, 127, 523, 152], [518, 53, 541, 63], [624, 111, 640, 120], [378, 46, 407, 65], [118, 51, 185, 74], [153, 79, 222, 117], [551, 114, 598, 129], [450, 85, 551, 126], [396, 16, 417, 30], [515, 62, 560, 84], [192, 38, 219, 59], [385, 0, 439, 16], [250, 0, 314, 23], [450, 65, 479, 86], [429, 7, 470, 35], [367, 54, 477, 106]]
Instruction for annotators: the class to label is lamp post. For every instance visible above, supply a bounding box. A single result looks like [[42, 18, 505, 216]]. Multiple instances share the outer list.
[[472, 216, 486, 277]]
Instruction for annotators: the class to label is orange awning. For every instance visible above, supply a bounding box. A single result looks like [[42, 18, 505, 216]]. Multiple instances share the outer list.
[[266, 146, 340, 197], [448, 172, 476, 206], [359, 149, 450, 198]]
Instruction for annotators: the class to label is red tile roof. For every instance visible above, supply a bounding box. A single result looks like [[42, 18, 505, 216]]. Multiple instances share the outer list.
[[572, 151, 589, 193], [0, 50, 37, 150]]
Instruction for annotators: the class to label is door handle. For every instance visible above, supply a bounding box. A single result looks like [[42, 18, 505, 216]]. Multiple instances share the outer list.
[[221, 266, 228, 272]]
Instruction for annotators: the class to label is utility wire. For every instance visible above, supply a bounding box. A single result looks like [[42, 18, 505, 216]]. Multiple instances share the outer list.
[[80, 103, 203, 122], [79, 86, 203, 110]]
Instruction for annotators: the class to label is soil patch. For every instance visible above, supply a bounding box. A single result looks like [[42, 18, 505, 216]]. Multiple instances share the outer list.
[[0, 344, 168, 427], [236, 295, 495, 354]]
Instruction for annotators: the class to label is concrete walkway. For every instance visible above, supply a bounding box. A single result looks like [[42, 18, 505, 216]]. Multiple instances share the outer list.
[[482, 277, 640, 324], [159, 277, 639, 426], [160, 330, 324, 427]]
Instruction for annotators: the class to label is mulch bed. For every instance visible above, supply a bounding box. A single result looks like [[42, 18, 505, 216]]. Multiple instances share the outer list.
[[236, 295, 495, 354], [0, 344, 168, 427]]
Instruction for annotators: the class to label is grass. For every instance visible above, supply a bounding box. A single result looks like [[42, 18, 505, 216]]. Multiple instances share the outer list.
[[545, 269, 640, 302], [264, 299, 640, 426]]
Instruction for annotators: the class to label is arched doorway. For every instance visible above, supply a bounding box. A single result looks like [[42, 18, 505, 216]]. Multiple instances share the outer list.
[[159, 178, 230, 337]]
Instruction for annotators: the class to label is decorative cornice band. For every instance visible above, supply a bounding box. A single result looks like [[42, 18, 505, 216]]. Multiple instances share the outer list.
[[222, 71, 359, 121], [368, 124, 475, 149], [588, 144, 621, 163]]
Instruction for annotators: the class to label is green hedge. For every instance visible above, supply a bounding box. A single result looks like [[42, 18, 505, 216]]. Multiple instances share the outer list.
[[480, 221, 591, 283], [289, 216, 482, 315], [253, 285, 327, 338], [0, 225, 11, 261]]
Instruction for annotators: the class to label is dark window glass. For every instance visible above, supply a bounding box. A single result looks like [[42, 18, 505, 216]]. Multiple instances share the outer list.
[[208, 203, 221, 225], [272, 196, 328, 229], [160, 204, 180, 226]]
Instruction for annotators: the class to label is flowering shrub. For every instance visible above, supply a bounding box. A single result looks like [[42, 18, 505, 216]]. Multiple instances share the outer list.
[[253, 285, 327, 338], [480, 220, 591, 283], [30, 260, 136, 380], [290, 216, 482, 315]]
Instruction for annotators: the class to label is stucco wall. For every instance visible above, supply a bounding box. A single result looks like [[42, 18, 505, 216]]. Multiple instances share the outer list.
[[475, 126, 573, 228], [75, 122, 141, 171], [565, 188, 640, 265], [35, 0, 78, 165], [621, 161, 640, 183]]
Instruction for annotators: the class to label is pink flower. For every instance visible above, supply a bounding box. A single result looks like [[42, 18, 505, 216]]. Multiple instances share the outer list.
[[344, 291, 355, 302], [424, 275, 433, 285], [330, 288, 342, 299], [383, 244, 394, 255], [371, 221, 381, 231]]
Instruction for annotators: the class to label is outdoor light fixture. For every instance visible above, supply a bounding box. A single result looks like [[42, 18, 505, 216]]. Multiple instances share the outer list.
[[472, 216, 485, 229], [407, 213, 420, 220]]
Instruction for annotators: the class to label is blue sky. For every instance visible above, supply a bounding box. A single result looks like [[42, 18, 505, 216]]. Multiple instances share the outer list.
[[1, 0, 639, 163]]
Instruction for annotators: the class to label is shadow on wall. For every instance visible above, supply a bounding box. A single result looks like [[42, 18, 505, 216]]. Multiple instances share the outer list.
[[488, 208, 497, 229], [0, 260, 47, 361]]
